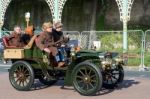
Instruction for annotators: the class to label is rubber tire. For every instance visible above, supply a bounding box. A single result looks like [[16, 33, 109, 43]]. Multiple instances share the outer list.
[[9, 61, 34, 91], [72, 61, 103, 96], [103, 66, 124, 89]]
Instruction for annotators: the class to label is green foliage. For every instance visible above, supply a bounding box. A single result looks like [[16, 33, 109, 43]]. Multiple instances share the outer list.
[[127, 58, 141, 66], [127, 52, 150, 67], [144, 52, 150, 67], [98, 33, 139, 52]]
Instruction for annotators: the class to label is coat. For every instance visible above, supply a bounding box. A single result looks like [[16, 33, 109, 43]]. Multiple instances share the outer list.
[[52, 29, 69, 46], [8, 32, 25, 47], [36, 31, 58, 56]]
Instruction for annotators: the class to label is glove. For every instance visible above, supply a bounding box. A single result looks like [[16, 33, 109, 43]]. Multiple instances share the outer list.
[[44, 48, 51, 53]]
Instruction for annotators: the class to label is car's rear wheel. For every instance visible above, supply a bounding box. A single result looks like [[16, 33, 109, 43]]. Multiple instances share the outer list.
[[9, 61, 34, 91]]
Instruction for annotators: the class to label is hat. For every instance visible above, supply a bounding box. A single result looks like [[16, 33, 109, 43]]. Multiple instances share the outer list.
[[42, 22, 52, 31], [25, 25, 34, 36]]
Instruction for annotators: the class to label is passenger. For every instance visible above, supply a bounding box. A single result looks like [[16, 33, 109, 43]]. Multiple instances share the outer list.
[[25, 25, 34, 37], [21, 25, 35, 45], [8, 26, 25, 47], [37, 22, 63, 67]]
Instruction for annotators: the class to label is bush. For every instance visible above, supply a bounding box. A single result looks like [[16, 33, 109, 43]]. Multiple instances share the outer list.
[[98, 33, 139, 51]]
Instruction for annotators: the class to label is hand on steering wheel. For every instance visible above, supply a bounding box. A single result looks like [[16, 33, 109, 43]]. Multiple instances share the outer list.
[[44, 48, 51, 53]]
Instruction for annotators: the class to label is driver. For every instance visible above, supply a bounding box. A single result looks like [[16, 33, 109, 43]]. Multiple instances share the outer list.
[[52, 21, 70, 66], [52, 21, 69, 45]]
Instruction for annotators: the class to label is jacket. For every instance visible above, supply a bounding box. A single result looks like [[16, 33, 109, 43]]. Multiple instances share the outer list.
[[36, 31, 58, 56], [8, 32, 25, 47]]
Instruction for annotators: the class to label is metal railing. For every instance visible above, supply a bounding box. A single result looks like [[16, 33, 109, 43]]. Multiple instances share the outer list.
[[143, 30, 150, 70], [81, 30, 144, 69], [0, 30, 149, 71]]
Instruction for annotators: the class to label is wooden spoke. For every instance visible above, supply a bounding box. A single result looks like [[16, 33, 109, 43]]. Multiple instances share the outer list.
[[76, 76, 83, 79], [22, 80, 25, 87], [90, 74, 96, 79], [78, 79, 84, 83], [18, 66, 22, 72], [79, 70, 85, 76], [22, 66, 25, 72], [112, 75, 118, 80], [91, 79, 96, 83], [86, 84, 89, 91], [81, 83, 86, 89], [18, 79, 22, 86], [84, 68, 88, 75], [24, 79, 28, 84], [16, 77, 21, 83], [23, 69, 28, 74], [88, 69, 92, 75], [89, 82, 94, 88]]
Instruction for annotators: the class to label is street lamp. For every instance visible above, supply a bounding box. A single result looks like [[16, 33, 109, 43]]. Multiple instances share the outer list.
[[116, 0, 134, 53], [25, 12, 30, 28], [0, 0, 2, 38]]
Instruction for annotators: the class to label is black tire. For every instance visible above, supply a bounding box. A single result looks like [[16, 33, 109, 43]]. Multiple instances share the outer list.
[[38, 75, 57, 85], [9, 61, 34, 91], [103, 65, 124, 89], [72, 61, 103, 96]]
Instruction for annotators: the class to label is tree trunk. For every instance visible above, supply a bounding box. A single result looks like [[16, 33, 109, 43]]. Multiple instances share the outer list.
[[90, 0, 98, 30]]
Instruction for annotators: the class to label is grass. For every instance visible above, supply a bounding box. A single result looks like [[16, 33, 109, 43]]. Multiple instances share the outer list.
[[127, 58, 141, 66], [143, 53, 150, 67]]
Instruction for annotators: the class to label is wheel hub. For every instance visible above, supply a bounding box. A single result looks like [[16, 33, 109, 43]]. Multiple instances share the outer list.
[[83, 76, 91, 83], [18, 73, 26, 80]]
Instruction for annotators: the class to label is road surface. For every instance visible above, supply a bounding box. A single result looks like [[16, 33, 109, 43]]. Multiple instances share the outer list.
[[0, 65, 150, 99]]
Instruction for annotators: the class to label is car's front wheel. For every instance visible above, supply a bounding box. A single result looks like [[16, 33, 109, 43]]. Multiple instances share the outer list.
[[72, 61, 102, 96]]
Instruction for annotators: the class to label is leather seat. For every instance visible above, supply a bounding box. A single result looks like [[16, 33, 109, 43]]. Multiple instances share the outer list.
[[2, 37, 16, 48]]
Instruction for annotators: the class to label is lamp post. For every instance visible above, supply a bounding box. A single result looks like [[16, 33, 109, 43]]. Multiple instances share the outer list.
[[116, 0, 134, 53], [25, 12, 30, 28], [54, 0, 58, 23], [0, 0, 2, 38], [122, 0, 128, 53], [52, 0, 67, 23]]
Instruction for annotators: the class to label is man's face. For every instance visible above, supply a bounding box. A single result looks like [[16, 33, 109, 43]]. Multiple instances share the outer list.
[[56, 26, 62, 32], [46, 27, 52, 33], [14, 27, 21, 34]]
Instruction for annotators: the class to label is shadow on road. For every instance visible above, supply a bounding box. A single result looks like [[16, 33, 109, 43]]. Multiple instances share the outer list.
[[96, 79, 140, 96], [117, 79, 140, 89], [31, 80, 73, 91], [30, 79, 140, 96], [31, 80, 51, 91]]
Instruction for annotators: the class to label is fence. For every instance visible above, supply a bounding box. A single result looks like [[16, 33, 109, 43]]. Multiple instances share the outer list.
[[81, 30, 144, 67], [63, 31, 80, 41], [144, 30, 150, 68], [1, 30, 150, 70]]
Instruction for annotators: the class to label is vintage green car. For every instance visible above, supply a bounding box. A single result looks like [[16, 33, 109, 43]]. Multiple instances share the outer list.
[[3, 36, 124, 96]]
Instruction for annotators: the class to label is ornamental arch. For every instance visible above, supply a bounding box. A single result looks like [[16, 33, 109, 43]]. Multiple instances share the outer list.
[[3, 0, 53, 29], [0, 0, 67, 30], [0, 0, 134, 27], [0, 0, 134, 35]]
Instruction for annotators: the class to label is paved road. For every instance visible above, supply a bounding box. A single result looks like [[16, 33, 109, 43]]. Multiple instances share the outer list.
[[0, 66, 150, 99]]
